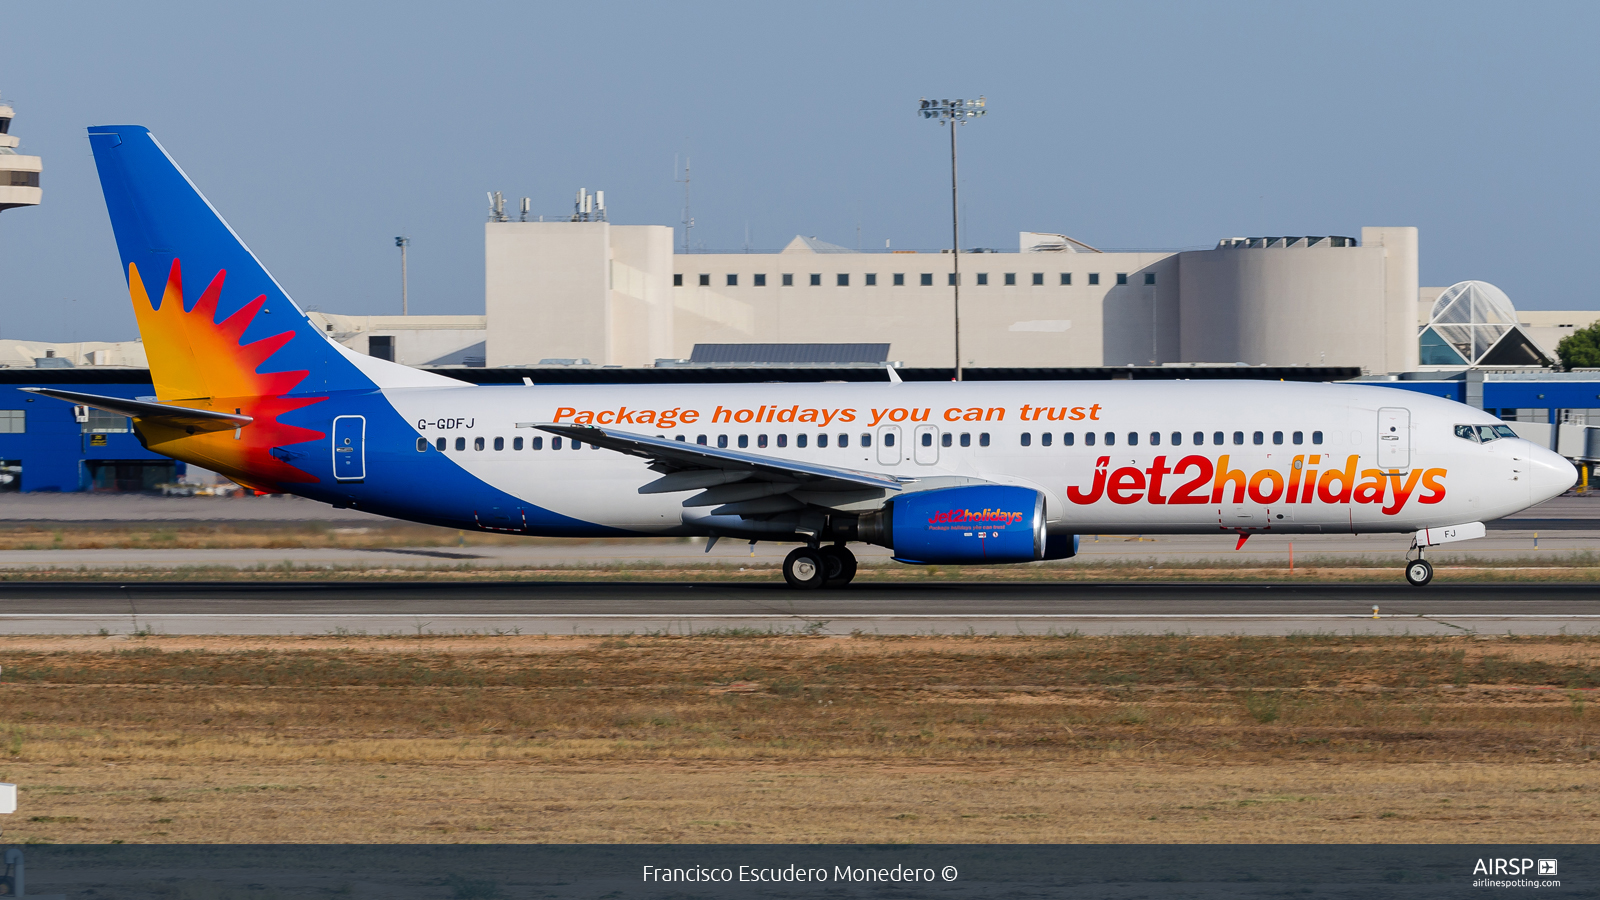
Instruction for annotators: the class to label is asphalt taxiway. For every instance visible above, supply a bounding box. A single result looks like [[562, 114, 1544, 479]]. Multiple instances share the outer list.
[[1, 581, 1596, 636]]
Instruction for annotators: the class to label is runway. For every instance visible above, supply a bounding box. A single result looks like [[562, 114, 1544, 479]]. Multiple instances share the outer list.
[[2, 581, 1597, 636]]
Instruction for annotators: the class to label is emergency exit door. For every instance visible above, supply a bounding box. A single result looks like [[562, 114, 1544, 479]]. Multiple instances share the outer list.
[[913, 424, 940, 465], [1377, 407, 1410, 469], [877, 425, 901, 465], [332, 415, 366, 482]]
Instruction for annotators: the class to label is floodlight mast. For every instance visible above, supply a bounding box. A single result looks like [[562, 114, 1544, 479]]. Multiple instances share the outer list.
[[394, 236, 410, 316], [920, 96, 985, 381]]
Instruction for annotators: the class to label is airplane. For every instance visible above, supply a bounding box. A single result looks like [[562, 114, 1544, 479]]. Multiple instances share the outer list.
[[24, 126, 1577, 589]]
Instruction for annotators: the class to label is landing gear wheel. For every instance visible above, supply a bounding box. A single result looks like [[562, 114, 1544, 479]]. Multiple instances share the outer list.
[[820, 545, 858, 588], [1405, 558, 1433, 587], [783, 547, 827, 590]]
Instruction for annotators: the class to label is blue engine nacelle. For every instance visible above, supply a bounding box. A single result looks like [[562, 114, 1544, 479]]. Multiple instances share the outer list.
[[857, 485, 1048, 564]]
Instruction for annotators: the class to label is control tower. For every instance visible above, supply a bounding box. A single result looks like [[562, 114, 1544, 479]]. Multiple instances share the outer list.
[[0, 93, 41, 213]]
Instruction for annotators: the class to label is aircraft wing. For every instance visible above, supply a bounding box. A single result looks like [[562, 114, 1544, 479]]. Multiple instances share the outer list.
[[20, 387, 253, 433], [536, 423, 905, 515]]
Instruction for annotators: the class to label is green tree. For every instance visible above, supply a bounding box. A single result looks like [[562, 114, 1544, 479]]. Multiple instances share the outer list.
[[1557, 321, 1600, 369]]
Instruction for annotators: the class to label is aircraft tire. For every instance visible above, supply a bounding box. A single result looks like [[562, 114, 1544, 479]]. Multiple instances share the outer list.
[[783, 547, 827, 590], [821, 545, 858, 588], [1405, 558, 1433, 587]]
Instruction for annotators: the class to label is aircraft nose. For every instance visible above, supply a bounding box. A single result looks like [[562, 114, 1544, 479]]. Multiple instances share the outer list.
[[1527, 444, 1577, 504]]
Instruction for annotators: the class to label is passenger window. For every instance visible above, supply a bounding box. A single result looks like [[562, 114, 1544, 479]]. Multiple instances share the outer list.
[[1149, 432, 1160, 446], [416, 437, 427, 452], [531, 437, 543, 450], [778, 434, 788, 448], [819, 434, 830, 448], [1312, 431, 1323, 445], [1086, 432, 1096, 446], [979, 433, 990, 447], [1252, 431, 1263, 445], [1194, 432, 1204, 445], [758, 434, 768, 448], [942, 433, 952, 447], [1021, 432, 1031, 446], [474, 437, 484, 451], [493, 436, 504, 451], [797, 433, 808, 448], [1212, 432, 1223, 445], [514, 437, 524, 450], [1272, 431, 1283, 445], [1233, 431, 1244, 445], [1062, 432, 1074, 446], [1171, 432, 1181, 445], [861, 433, 871, 447], [435, 437, 446, 451], [1128, 432, 1138, 446], [674, 435, 686, 442], [697, 435, 707, 445], [572, 439, 582, 450], [738, 435, 748, 448], [1105, 432, 1115, 446], [1041, 432, 1052, 447], [884, 432, 894, 447], [717, 435, 728, 448], [839, 433, 849, 448], [1293, 431, 1303, 445], [918, 432, 930, 447], [550, 437, 560, 450], [960, 433, 971, 447]]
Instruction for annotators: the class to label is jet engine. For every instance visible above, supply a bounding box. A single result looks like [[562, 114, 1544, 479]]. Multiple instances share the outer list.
[[855, 485, 1049, 564]]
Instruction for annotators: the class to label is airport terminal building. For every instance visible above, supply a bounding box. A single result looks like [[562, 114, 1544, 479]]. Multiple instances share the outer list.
[[482, 225, 1425, 374]]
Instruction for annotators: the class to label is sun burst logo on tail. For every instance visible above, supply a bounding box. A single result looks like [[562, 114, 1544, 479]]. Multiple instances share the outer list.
[[129, 259, 326, 485]]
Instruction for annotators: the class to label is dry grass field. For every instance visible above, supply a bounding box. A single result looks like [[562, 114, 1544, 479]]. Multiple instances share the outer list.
[[0, 633, 1595, 844]]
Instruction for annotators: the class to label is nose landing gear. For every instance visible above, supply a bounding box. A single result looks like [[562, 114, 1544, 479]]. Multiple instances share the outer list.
[[1405, 556, 1433, 587]]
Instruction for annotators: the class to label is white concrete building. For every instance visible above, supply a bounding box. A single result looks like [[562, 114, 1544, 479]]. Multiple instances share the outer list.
[[0, 93, 42, 214], [483, 223, 1424, 373], [484, 221, 674, 368], [305, 312, 487, 367]]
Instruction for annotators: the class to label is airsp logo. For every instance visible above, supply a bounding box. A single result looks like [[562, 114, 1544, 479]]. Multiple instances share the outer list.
[[1472, 858, 1555, 876]]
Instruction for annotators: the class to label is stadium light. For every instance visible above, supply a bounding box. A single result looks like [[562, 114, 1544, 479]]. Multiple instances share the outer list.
[[919, 96, 985, 381]]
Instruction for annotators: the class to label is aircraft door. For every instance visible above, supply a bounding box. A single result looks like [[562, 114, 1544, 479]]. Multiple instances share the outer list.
[[877, 425, 902, 465], [1377, 407, 1411, 469], [332, 415, 366, 482], [913, 424, 939, 465]]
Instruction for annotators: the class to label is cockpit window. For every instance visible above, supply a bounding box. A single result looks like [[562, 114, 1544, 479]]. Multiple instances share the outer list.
[[1492, 424, 1518, 439], [1454, 424, 1479, 442], [1476, 425, 1503, 443]]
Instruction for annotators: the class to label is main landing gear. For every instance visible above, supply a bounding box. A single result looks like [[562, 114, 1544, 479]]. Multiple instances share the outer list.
[[782, 544, 857, 590]]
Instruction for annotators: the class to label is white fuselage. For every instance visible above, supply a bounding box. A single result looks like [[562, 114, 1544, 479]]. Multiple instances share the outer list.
[[371, 379, 1574, 537]]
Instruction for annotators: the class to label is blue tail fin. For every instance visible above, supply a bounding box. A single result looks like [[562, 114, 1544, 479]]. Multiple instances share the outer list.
[[88, 125, 457, 397]]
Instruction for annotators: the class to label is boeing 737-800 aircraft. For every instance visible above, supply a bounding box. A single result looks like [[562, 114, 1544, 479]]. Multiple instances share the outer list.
[[27, 126, 1577, 588]]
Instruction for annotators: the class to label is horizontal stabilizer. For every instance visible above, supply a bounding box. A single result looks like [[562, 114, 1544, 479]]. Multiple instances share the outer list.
[[20, 387, 252, 433]]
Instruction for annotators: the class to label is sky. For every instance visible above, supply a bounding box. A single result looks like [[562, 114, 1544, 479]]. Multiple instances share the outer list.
[[2, 1, 1599, 342]]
